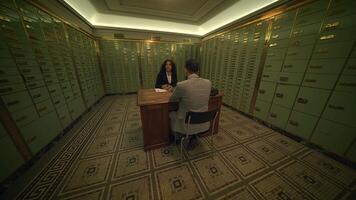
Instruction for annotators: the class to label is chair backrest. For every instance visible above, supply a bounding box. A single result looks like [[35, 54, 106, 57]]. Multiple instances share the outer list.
[[185, 109, 218, 124]]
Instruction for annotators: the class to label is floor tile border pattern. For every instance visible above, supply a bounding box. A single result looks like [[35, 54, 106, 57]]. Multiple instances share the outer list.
[[15, 98, 114, 200]]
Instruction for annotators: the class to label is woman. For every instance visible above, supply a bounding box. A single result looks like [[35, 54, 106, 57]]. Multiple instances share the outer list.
[[155, 59, 177, 91]]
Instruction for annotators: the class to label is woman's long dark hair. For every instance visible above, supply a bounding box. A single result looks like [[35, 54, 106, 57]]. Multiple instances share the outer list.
[[159, 59, 177, 76]]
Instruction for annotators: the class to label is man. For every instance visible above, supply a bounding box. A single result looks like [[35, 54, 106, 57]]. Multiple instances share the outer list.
[[169, 59, 212, 150]]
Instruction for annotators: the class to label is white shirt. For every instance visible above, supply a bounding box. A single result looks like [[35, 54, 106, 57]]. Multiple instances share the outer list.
[[166, 72, 172, 84]]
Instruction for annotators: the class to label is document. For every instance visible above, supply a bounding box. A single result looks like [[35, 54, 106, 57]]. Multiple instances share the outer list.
[[154, 88, 167, 92]]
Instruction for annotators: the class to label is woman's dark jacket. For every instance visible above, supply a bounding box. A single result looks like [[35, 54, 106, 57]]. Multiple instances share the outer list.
[[155, 71, 177, 88]]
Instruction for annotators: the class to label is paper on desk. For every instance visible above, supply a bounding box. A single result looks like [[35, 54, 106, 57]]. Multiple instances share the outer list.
[[154, 88, 167, 92]]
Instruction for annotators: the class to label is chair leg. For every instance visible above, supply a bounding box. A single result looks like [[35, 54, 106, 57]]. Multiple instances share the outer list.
[[180, 137, 185, 160]]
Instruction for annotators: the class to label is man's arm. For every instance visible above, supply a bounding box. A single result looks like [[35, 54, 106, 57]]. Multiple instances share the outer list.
[[169, 83, 182, 102]]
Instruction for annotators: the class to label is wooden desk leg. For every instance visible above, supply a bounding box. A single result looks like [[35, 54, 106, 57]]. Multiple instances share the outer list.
[[140, 104, 170, 150]]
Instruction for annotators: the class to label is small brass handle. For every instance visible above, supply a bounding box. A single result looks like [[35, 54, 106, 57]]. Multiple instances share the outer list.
[[316, 48, 328, 54], [276, 93, 284, 98], [328, 104, 344, 110], [33, 94, 42, 98], [259, 89, 266, 94], [309, 65, 322, 69], [270, 113, 277, 118], [16, 116, 27, 122], [320, 34, 335, 40], [38, 106, 47, 112], [0, 79, 9, 83], [279, 77, 289, 82], [289, 120, 299, 126], [7, 100, 19, 106], [297, 98, 308, 104], [304, 79, 316, 83], [0, 87, 13, 93], [284, 64, 293, 68], [324, 21, 339, 30]]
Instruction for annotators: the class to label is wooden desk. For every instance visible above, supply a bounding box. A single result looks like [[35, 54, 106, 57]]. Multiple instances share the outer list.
[[137, 89, 223, 151]]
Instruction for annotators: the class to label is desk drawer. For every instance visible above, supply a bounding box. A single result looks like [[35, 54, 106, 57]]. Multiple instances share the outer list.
[[257, 81, 277, 102], [11, 106, 38, 127], [297, 0, 329, 17], [0, 67, 19, 77], [312, 42, 353, 59], [29, 87, 50, 103], [295, 11, 325, 27], [35, 99, 54, 117], [286, 110, 319, 139], [266, 48, 287, 60], [0, 58, 16, 68], [268, 39, 289, 49], [254, 99, 272, 121], [318, 29, 355, 44], [56, 105, 72, 128], [0, 83, 26, 95], [322, 15, 356, 31], [52, 94, 66, 108], [344, 58, 356, 75], [307, 58, 345, 74], [0, 75, 23, 85], [267, 104, 291, 129], [311, 119, 355, 156], [292, 23, 321, 38], [322, 91, 356, 127], [2, 90, 33, 112], [327, 3, 356, 19], [282, 59, 309, 73], [302, 74, 338, 89], [273, 84, 299, 108], [277, 72, 304, 85], [289, 35, 317, 47], [285, 45, 313, 59], [293, 87, 330, 116], [335, 75, 356, 92], [261, 71, 279, 82], [270, 29, 291, 41]]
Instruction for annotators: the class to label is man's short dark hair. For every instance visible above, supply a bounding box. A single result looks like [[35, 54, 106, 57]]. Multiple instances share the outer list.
[[185, 59, 199, 73]]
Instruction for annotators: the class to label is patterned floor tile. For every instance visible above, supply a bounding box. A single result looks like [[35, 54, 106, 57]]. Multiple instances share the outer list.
[[192, 155, 240, 194], [245, 140, 289, 165], [250, 172, 313, 200], [152, 145, 182, 167], [120, 130, 144, 150], [96, 123, 122, 138], [242, 121, 273, 135], [278, 160, 345, 200], [185, 138, 213, 158], [84, 136, 119, 158], [217, 186, 259, 200], [265, 133, 305, 155], [61, 155, 113, 193], [108, 175, 153, 200], [155, 164, 203, 200], [8, 95, 355, 200], [113, 149, 150, 180], [208, 130, 237, 149], [59, 189, 104, 200], [225, 126, 259, 143], [221, 146, 267, 178], [299, 151, 356, 187]]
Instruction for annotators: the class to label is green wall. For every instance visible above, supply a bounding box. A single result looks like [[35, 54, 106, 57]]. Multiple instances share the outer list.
[[0, 0, 104, 182], [99, 40, 200, 93], [201, 0, 356, 160]]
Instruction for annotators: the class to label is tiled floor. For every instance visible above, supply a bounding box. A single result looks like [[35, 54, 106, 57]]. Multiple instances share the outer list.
[[4, 95, 356, 199]]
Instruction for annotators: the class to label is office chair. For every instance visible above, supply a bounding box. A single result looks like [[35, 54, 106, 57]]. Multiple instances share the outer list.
[[176, 109, 219, 159]]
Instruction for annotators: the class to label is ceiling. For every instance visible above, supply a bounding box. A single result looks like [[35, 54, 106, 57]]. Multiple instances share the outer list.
[[62, 0, 281, 36]]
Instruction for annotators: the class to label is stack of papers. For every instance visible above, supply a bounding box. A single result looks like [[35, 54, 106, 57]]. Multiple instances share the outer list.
[[154, 88, 167, 92]]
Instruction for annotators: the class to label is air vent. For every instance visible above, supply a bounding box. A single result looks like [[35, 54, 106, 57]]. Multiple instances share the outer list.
[[151, 36, 161, 41], [114, 33, 124, 39]]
